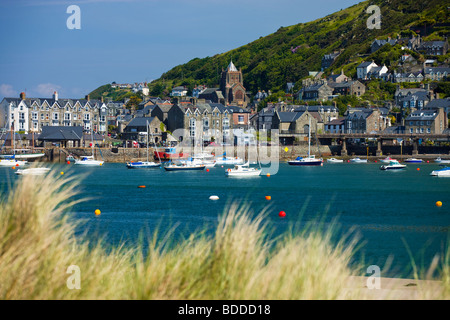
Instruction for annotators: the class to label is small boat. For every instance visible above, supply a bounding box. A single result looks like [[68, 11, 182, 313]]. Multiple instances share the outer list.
[[288, 116, 323, 167], [15, 167, 50, 176], [75, 130, 104, 166], [66, 155, 75, 162], [164, 161, 205, 171], [380, 160, 406, 171], [404, 158, 423, 163], [434, 157, 450, 164], [126, 161, 160, 169], [214, 156, 244, 166], [430, 166, 450, 177], [288, 155, 323, 166], [0, 152, 45, 160], [75, 156, 104, 166], [379, 156, 396, 164], [154, 147, 189, 161], [225, 162, 261, 177], [0, 156, 28, 167], [349, 157, 368, 163], [327, 158, 344, 163]]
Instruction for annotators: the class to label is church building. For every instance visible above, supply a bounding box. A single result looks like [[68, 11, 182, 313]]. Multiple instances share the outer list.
[[219, 61, 247, 107]]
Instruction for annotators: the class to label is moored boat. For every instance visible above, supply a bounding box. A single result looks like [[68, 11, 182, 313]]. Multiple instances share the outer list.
[[126, 161, 160, 169], [327, 158, 344, 163], [434, 157, 450, 164], [75, 156, 104, 166], [164, 161, 205, 171], [379, 156, 396, 164], [430, 166, 450, 177], [349, 157, 368, 163], [404, 158, 423, 163], [15, 167, 50, 176], [288, 155, 323, 166], [225, 162, 261, 177], [380, 160, 406, 171], [0, 156, 28, 167]]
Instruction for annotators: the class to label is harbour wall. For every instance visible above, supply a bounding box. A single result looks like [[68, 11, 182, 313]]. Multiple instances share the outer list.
[[40, 144, 450, 163]]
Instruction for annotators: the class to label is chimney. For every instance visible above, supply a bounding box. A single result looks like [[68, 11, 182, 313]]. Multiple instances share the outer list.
[[100, 96, 104, 103], [20, 92, 26, 100], [53, 91, 58, 101], [85, 95, 90, 101]]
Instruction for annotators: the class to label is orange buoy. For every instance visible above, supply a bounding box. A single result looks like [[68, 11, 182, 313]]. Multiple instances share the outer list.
[[417, 168, 420, 171], [16, 163, 19, 166], [266, 173, 271, 177], [67, 161, 71, 164], [138, 185, 146, 188], [95, 209, 101, 216], [206, 168, 209, 172], [436, 201, 442, 207], [265, 196, 271, 200], [279, 211, 286, 218]]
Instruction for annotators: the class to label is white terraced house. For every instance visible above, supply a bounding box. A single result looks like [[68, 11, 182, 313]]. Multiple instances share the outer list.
[[0, 91, 108, 134]]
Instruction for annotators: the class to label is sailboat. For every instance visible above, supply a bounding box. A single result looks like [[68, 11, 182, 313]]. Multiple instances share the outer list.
[[0, 123, 28, 167], [75, 129, 104, 166], [126, 120, 161, 169], [288, 116, 323, 166]]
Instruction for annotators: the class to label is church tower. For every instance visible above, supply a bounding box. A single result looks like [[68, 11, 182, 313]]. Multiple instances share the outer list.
[[220, 60, 247, 107]]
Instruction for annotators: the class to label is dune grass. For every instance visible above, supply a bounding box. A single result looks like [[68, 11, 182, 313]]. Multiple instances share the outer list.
[[0, 170, 448, 300]]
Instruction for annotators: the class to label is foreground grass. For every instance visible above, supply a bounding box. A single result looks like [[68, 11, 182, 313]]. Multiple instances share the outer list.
[[0, 171, 448, 300]]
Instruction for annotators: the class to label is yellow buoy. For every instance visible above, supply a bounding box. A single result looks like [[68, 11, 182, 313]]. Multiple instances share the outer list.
[[60, 171, 64, 175], [436, 201, 442, 207], [266, 173, 271, 177], [95, 209, 101, 215]]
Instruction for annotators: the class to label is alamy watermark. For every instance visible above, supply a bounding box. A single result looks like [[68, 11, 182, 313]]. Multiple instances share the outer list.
[[366, 265, 381, 289], [366, 5, 381, 30], [66, 265, 81, 290], [66, 5, 81, 30]]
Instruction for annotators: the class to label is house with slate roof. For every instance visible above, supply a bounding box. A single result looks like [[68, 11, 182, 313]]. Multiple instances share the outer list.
[[300, 80, 334, 102], [417, 39, 448, 56], [344, 108, 387, 134], [122, 116, 162, 142], [0, 91, 108, 135], [405, 108, 447, 134], [423, 67, 450, 81]]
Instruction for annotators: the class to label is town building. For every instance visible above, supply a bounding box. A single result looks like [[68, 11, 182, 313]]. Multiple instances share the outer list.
[[405, 108, 447, 134], [219, 61, 247, 107], [0, 92, 108, 135]]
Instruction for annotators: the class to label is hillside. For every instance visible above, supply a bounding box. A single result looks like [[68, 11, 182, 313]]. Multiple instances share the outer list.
[[90, 0, 449, 100], [149, 0, 449, 93]]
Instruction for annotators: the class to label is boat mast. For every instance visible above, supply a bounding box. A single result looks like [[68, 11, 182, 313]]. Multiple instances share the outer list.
[[146, 120, 149, 163], [308, 116, 311, 157]]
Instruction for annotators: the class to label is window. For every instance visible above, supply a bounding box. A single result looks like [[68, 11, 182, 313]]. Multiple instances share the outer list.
[[64, 113, 71, 120], [32, 112, 38, 121], [53, 113, 59, 120], [410, 128, 413, 133], [41, 114, 44, 120], [100, 115, 106, 122], [189, 118, 196, 137], [238, 115, 244, 123], [19, 113, 25, 120], [203, 118, 209, 129], [84, 113, 90, 121], [427, 128, 431, 133]]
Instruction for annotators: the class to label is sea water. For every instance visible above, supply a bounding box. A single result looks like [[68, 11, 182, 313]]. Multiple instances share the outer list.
[[2, 161, 449, 278]]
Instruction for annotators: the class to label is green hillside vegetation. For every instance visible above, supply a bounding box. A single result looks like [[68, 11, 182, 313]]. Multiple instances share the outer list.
[[147, 0, 449, 94], [90, 0, 449, 107]]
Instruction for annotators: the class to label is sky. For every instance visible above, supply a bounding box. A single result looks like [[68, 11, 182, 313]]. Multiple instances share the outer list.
[[0, 0, 363, 100]]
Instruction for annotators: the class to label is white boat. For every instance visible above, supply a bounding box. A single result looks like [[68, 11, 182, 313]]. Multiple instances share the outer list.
[[126, 120, 161, 169], [192, 152, 216, 167], [225, 162, 261, 177], [434, 157, 450, 164], [75, 130, 104, 166], [15, 167, 50, 176], [0, 157, 28, 167], [214, 155, 244, 166], [430, 166, 450, 177], [164, 161, 205, 171], [380, 160, 406, 171], [75, 155, 104, 166], [349, 157, 368, 163], [0, 152, 45, 160], [288, 117, 323, 166], [327, 158, 344, 163], [404, 158, 423, 163], [379, 156, 396, 164]]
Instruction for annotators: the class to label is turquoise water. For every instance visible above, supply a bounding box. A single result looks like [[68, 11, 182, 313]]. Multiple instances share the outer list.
[[2, 161, 449, 278]]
